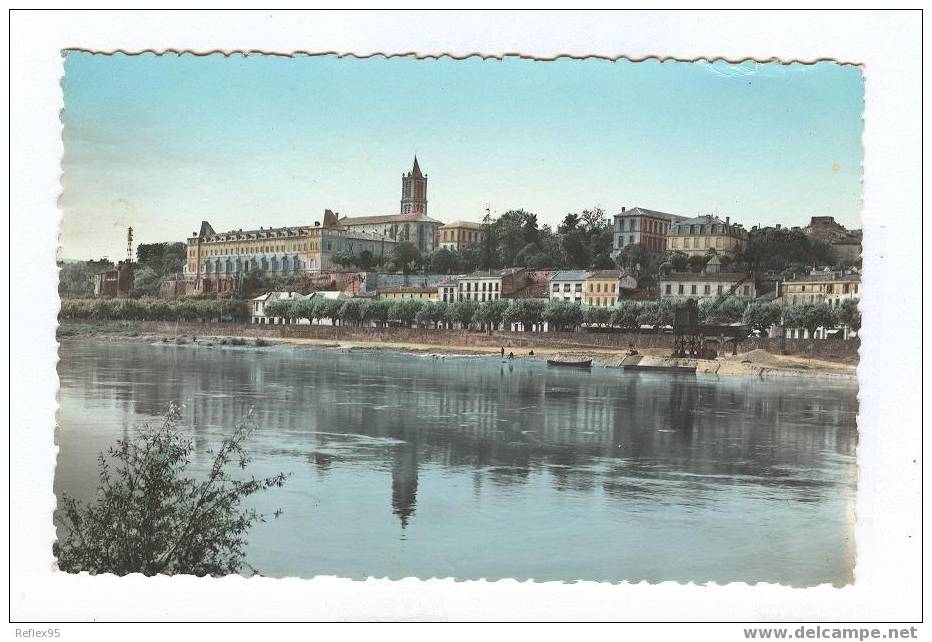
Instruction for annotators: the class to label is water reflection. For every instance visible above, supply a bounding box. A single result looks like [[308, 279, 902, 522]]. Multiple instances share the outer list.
[[56, 339, 858, 584]]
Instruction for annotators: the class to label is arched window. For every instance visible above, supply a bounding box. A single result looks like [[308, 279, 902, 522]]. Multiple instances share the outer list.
[[270, 256, 280, 272], [235, 258, 242, 273], [282, 255, 291, 272], [261, 257, 269, 271], [205, 261, 212, 274]]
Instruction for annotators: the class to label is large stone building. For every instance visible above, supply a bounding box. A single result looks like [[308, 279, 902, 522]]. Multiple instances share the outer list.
[[183, 159, 450, 291], [612, 206, 686, 256], [333, 157, 443, 254], [334, 211, 442, 255], [184, 219, 395, 292], [666, 214, 748, 257]]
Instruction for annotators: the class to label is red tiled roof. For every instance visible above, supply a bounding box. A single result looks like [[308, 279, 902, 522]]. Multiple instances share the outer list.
[[338, 213, 443, 226]]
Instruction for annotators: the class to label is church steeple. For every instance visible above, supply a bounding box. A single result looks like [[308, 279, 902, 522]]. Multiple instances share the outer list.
[[401, 156, 427, 215]]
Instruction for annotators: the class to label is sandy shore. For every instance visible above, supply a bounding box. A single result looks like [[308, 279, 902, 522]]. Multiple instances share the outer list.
[[276, 335, 856, 379], [59, 323, 856, 381]]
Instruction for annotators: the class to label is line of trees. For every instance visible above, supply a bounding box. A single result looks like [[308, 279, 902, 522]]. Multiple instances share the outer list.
[[59, 297, 249, 323], [264, 296, 859, 337], [60, 292, 860, 338]]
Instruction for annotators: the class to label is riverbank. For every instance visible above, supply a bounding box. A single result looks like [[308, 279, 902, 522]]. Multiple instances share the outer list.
[[58, 321, 858, 380]]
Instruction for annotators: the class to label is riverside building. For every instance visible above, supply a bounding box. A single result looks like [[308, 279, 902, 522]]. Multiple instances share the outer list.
[[782, 269, 861, 306], [549, 270, 588, 303], [583, 270, 623, 307]]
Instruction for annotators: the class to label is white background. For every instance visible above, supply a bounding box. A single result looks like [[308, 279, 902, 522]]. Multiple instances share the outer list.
[[6, 8, 925, 631]]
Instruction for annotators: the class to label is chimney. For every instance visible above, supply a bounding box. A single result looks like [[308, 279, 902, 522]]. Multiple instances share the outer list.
[[726, 216, 730, 226], [621, 206, 626, 213]]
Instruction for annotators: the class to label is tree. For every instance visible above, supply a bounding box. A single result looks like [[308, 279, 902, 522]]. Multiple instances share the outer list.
[[743, 302, 782, 337], [699, 297, 747, 325], [475, 299, 510, 333], [428, 247, 457, 275], [588, 228, 616, 269], [131, 266, 161, 296], [557, 213, 580, 234], [638, 299, 674, 332], [413, 302, 436, 328], [315, 298, 342, 325], [494, 210, 536, 268], [354, 250, 377, 272], [836, 298, 861, 333], [503, 299, 546, 332], [687, 255, 708, 273], [363, 299, 391, 328], [668, 251, 689, 272], [263, 298, 295, 321], [783, 303, 838, 339], [389, 298, 423, 327], [542, 300, 584, 332], [611, 301, 642, 331], [339, 299, 368, 327], [579, 207, 609, 234], [58, 259, 114, 297], [523, 213, 539, 245], [562, 230, 590, 269], [447, 300, 478, 330], [392, 242, 421, 275], [741, 227, 834, 272], [136, 242, 187, 277], [54, 404, 288, 576], [585, 305, 613, 328]]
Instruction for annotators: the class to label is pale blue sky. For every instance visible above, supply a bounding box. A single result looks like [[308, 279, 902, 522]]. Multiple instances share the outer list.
[[60, 52, 863, 260]]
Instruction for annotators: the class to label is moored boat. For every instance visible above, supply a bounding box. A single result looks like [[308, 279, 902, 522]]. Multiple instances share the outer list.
[[547, 358, 592, 368]]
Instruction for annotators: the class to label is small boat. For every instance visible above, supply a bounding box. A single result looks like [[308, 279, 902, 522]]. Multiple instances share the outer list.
[[547, 358, 592, 368]]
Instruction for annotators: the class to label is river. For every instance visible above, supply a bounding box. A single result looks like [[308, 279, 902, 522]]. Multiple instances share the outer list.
[[55, 338, 858, 585]]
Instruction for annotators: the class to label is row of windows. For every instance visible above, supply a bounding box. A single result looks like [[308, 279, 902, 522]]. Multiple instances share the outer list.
[[442, 292, 501, 302], [785, 283, 859, 294], [441, 229, 480, 243], [668, 236, 740, 250], [551, 283, 583, 292], [663, 283, 752, 297], [382, 292, 435, 300], [789, 294, 855, 305], [617, 218, 670, 235], [588, 282, 617, 293], [200, 242, 311, 256], [204, 256, 304, 274], [459, 282, 500, 292], [585, 296, 617, 306], [670, 224, 742, 236]]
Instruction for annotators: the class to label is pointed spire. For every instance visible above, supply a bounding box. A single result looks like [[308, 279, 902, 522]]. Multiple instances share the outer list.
[[411, 155, 423, 177]]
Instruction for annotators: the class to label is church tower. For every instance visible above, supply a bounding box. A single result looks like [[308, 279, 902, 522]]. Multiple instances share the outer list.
[[400, 156, 427, 215]]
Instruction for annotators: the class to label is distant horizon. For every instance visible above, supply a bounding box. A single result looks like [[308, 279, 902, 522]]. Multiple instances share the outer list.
[[60, 53, 864, 261]]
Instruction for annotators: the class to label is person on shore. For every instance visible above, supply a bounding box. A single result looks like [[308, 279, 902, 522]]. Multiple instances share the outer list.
[[529, 349, 534, 356], [500, 347, 505, 358], [508, 351, 514, 359]]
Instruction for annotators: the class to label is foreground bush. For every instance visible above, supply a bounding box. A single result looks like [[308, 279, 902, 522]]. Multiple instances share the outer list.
[[54, 404, 289, 576]]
